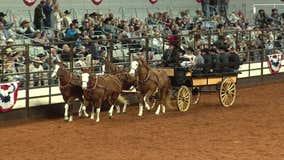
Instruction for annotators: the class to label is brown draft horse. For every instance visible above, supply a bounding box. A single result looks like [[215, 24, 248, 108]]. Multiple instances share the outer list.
[[129, 57, 172, 117], [81, 68, 127, 122], [51, 62, 89, 122], [104, 60, 136, 113]]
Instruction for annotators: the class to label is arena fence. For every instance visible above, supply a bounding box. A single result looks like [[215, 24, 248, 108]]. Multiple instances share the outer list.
[[0, 28, 284, 116]]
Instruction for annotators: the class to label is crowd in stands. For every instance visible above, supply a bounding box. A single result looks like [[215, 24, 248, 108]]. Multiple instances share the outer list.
[[0, 0, 284, 87]]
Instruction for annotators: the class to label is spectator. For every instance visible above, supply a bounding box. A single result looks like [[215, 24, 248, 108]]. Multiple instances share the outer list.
[[270, 8, 281, 25], [0, 22, 13, 42], [60, 44, 72, 62], [33, 31, 49, 44], [228, 48, 241, 72], [43, 0, 54, 28], [30, 57, 45, 86], [255, 9, 269, 28], [62, 10, 72, 30], [34, 0, 46, 30], [201, 48, 212, 73], [218, 47, 230, 72], [193, 49, 204, 73], [17, 20, 35, 38], [180, 47, 196, 68], [50, 4, 62, 33], [0, 12, 8, 27], [64, 23, 78, 41]]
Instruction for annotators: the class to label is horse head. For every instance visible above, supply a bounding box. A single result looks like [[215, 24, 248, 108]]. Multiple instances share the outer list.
[[129, 56, 149, 76], [51, 61, 67, 78], [81, 67, 92, 89]]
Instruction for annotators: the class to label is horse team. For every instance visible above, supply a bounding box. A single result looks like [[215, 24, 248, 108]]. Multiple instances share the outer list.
[[51, 57, 172, 122]]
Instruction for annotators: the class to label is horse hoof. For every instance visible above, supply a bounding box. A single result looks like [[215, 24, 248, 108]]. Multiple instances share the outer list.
[[96, 120, 100, 123], [109, 116, 113, 119], [78, 112, 82, 117], [90, 117, 94, 120], [64, 117, 68, 121], [155, 112, 160, 116], [84, 113, 89, 118]]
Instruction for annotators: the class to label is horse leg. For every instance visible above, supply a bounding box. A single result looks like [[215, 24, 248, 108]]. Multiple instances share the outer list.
[[79, 97, 89, 118], [161, 90, 166, 114], [90, 103, 95, 120], [144, 90, 155, 111], [155, 104, 161, 115], [96, 99, 102, 122], [82, 105, 89, 117], [122, 103, 127, 113], [64, 103, 69, 121], [117, 94, 128, 113], [115, 105, 121, 114], [108, 104, 115, 119], [138, 103, 144, 117], [68, 102, 74, 122], [78, 103, 83, 117]]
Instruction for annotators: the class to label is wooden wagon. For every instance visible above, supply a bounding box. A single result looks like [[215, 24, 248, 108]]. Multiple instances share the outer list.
[[156, 67, 238, 112]]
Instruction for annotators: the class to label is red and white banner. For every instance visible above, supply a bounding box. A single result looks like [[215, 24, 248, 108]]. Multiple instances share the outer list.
[[0, 81, 20, 112], [267, 51, 283, 74], [23, 0, 37, 7], [149, 0, 158, 4], [92, 0, 103, 5]]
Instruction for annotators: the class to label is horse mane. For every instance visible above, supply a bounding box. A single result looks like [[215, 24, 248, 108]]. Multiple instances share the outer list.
[[105, 60, 124, 74], [137, 57, 150, 70]]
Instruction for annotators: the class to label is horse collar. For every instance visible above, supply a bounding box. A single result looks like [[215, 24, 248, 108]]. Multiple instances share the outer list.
[[138, 69, 150, 84], [60, 73, 73, 89]]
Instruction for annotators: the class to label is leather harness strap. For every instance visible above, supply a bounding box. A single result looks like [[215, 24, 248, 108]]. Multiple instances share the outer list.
[[60, 73, 73, 89], [138, 68, 160, 88]]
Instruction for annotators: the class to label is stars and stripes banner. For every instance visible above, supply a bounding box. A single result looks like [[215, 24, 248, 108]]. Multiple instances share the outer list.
[[267, 51, 283, 74], [0, 81, 20, 112], [149, 0, 158, 4], [23, 0, 37, 7], [92, 0, 103, 5]]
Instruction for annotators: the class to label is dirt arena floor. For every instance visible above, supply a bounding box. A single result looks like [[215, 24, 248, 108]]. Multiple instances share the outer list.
[[1, 81, 284, 160]]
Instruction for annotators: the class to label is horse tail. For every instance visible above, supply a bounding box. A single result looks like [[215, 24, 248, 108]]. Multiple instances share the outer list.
[[117, 94, 129, 105]]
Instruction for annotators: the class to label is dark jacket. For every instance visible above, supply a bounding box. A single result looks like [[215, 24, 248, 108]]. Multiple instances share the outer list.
[[202, 53, 213, 73], [34, 4, 45, 30], [163, 48, 180, 67], [219, 53, 230, 72], [228, 53, 241, 70], [43, 4, 52, 27]]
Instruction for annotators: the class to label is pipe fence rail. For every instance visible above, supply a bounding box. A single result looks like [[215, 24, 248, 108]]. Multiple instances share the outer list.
[[0, 28, 284, 115]]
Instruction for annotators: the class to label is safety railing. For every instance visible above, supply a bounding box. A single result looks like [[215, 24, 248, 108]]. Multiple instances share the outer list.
[[0, 28, 283, 114]]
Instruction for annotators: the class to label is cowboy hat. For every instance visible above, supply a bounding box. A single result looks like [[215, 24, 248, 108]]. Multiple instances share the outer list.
[[6, 38, 14, 43], [64, 10, 71, 15], [0, 12, 7, 17], [5, 48, 16, 54], [20, 20, 30, 27], [32, 57, 43, 64]]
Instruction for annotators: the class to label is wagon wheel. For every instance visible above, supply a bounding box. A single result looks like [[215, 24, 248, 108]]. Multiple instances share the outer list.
[[219, 78, 236, 107], [191, 87, 200, 105], [177, 86, 191, 112]]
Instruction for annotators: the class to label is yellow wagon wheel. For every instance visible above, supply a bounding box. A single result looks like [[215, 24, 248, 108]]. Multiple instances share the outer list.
[[219, 78, 236, 107], [191, 87, 200, 105], [177, 86, 191, 112]]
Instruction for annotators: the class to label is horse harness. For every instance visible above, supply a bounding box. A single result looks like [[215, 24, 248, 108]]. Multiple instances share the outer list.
[[137, 67, 161, 89], [59, 72, 73, 90], [84, 74, 122, 95]]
